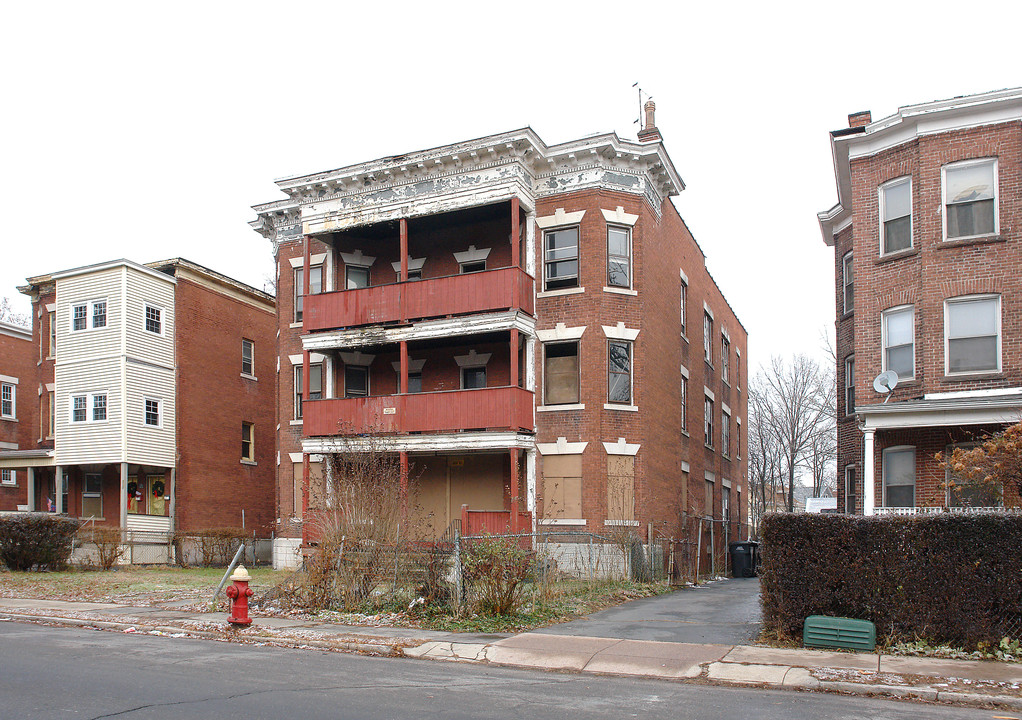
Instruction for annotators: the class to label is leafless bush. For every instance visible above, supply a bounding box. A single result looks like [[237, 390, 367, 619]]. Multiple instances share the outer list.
[[85, 527, 125, 570]]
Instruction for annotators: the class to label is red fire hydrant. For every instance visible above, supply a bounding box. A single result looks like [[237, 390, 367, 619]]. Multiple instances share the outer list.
[[225, 565, 254, 627]]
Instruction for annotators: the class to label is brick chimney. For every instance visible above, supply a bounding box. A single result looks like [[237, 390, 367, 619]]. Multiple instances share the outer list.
[[847, 110, 872, 128], [637, 100, 662, 142]]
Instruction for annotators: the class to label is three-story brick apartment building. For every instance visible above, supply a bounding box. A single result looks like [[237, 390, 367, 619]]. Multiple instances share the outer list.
[[253, 106, 747, 569], [819, 87, 1022, 515], [0, 258, 276, 560], [0, 319, 35, 502]]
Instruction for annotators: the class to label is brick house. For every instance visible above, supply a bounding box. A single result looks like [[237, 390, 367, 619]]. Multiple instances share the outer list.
[[0, 319, 35, 500], [0, 258, 276, 559], [252, 104, 748, 570], [819, 88, 1022, 515]]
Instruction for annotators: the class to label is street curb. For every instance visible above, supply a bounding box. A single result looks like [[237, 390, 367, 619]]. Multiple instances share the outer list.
[[0, 612, 402, 657]]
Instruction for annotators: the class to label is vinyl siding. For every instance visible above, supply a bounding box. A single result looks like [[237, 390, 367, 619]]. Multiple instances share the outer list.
[[124, 269, 175, 370], [54, 359, 123, 465], [125, 359, 175, 466], [55, 267, 124, 364]]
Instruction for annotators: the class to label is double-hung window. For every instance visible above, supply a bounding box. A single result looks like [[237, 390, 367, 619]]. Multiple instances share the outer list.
[[544, 342, 580, 405], [607, 226, 631, 288], [344, 365, 369, 398], [704, 397, 714, 448], [0, 382, 14, 419], [92, 393, 107, 422], [945, 295, 1000, 374], [680, 376, 688, 432], [944, 159, 997, 240], [72, 395, 87, 423], [48, 311, 56, 356], [544, 227, 579, 291], [461, 366, 487, 390], [345, 265, 370, 289], [703, 312, 713, 364], [721, 409, 731, 457], [145, 304, 162, 334], [844, 356, 855, 415], [241, 339, 254, 376], [1, 469, 14, 486], [241, 422, 255, 462], [71, 392, 107, 423], [294, 364, 323, 420], [844, 465, 857, 514], [880, 177, 912, 254], [680, 279, 688, 335], [607, 341, 632, 404], [842, 252, 854, 314], [721, 335, 730, 383], [72, 303, 88, 331], [294, 264, 323, 322], [92, 301, 106, 328], [883, 446, 915, 508], [73, 300, 109, 332], [882, 306, 914, 380], [144, 398, 161, 427]]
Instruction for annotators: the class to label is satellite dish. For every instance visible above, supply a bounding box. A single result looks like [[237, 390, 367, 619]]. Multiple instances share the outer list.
[[873, 370, 899, 401]]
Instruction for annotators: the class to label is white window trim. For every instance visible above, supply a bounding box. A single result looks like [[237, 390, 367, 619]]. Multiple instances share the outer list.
[[941, 158, 999, 242], [241, 421, 256, 464], [881, 304, 915, 380], [602, 437, 640, 455], [605, 224, 633, 291], [70, 391, 109, 424], [0, 468, 15, 487], [944, 294, 1002, 376], [143, 396, 162, 428], [0, 377, 16, 420], [541, 340, 581, 408], [535, 208, 586, 228], [241, 338, 257, 380], [339, 249, 377, 269], [536, 323, 586, 342], [842, 251, 854, 315], [879, 176, 912, 255], [536, 437, 589, 455], [606, 339, 634, 409], [882, 445, 916, 508], [452, 245, 490, 267], [844, 355, 855, 416], [70, 299, 109, 333], [143, 302, 165, 336], [537, 286, 586, 299], [600, 207, 638, 227]]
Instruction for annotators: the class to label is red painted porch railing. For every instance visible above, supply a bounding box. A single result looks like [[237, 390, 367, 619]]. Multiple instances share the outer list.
[[461, 509, 533, 537], [303, 266, 535, 331], [303, 386, 535, 437]]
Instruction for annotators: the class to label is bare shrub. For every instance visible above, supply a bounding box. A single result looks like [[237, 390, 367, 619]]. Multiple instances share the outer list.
[[179, 528, 248, 567], [462, 536, 533, 615], [85, 527, 125, 570]]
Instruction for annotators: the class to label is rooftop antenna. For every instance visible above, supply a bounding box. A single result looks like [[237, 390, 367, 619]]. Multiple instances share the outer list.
[[872, 370, 899, 403], [632, 82, 653, 128]]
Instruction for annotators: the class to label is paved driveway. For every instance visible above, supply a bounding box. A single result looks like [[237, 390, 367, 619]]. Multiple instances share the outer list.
[[534, 578, 761, 645]]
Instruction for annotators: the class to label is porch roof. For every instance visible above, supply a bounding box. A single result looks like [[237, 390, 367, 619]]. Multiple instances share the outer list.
[[0, 449, 55, 469], [857, 389, 1022, 431]]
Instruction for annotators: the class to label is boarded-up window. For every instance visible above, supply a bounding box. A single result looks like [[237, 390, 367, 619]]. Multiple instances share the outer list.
[[542, 454, 582, 519], [544, 342, 579, 405], [607, 455, 634, 522], [292, 460, 325, 519]]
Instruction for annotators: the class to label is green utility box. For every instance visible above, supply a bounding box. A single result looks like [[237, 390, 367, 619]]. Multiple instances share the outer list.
[[803, 615, 876, 651]]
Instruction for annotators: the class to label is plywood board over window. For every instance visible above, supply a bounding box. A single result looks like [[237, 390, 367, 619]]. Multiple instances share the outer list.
[[607, 455, 635, 522], [542, 454, 582, 519]]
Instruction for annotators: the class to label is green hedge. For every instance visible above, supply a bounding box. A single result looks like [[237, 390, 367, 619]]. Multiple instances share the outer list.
[[760, 513, 1022, 649], [0, 514, 81, 570]]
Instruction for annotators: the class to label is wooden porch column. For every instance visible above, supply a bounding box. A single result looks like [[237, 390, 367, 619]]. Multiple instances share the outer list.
[[26, 466, 35, 511], [54, 465, 63, 514], [400, 218, 409, 322], [510, 198, 520, 309], [119, 462, 128, 539], [301, 453, 310, 548], [863, 428, 875, 516], [399, 341, 409, 395], [509, 449, 520, 533], [509, 329, 519, 388]]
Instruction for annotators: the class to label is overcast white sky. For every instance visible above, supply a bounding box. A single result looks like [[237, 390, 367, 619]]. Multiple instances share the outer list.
[[3, 1, 1020, 374]]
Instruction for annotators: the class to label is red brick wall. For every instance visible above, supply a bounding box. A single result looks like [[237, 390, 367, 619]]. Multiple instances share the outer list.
[[0, 322, 36, 511], [173, 277, 276, 533], [834, 119, 1022, 512]]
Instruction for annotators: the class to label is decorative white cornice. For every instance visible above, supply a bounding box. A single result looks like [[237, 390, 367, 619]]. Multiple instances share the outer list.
[[536, 437, 588, 455], [390, 359, 426, 373], [602, 438, 640, 456], [454, 350, 491, 368], [536, 323, 586, 342], [452, 245, 491, 264], [390, 257, 426, 273], [339, 351, 375, 366], [289, 253, 326, 268], [340, 249, 376, 267], [287, 353, 326, 365], [600, 207, 639, 227], [303, 431, 536, 454], [601, 322, 640, 341]]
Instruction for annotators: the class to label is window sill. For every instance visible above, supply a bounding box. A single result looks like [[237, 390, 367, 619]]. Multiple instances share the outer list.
[[680, 430, 690, 438], [840, 310, 853, 321], [241, 373, 258, 382], [681, 333, 688, 343], [1, 417, 17, 423], [705, 444, 715, 451], [537, 287, 585, 299], [289, 322, 303, 329], [240, 459, 258, 466], [602, 286, 637, 296], [940, 233, 1003, 249], [537, 404, 585, 412], [603, 403, 638, 412], [538, 518, 587, 526], [940, 371, 1003, 382], [604, 519, 639, 527], [290, 419, 304, 426], [875, 248, 919, 265]]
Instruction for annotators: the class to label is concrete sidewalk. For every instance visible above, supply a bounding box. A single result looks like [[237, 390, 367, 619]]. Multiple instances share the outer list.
[[2, 597, 1021, 710]]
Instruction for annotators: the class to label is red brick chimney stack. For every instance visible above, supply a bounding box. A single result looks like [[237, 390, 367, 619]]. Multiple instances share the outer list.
[[847, 110, 872, 128], [637, 100, 662, 142]]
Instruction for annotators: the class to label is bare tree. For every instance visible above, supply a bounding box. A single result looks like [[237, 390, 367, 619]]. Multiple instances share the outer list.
[[0, 297, 29, 327], [761, 354, 833, 512]]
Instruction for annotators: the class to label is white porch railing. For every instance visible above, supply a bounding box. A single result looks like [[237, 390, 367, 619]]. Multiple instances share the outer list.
[[874, 506, 1021, 516]]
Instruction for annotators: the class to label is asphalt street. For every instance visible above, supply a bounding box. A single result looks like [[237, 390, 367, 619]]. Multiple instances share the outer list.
[[0, 622, 992, 720], [535, 578, 762, 644]]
